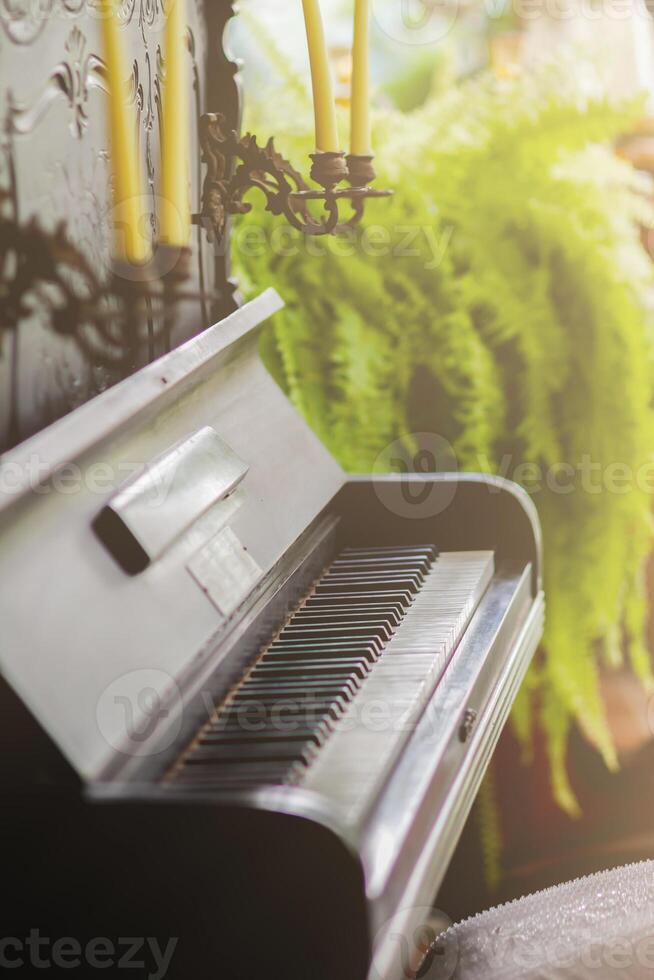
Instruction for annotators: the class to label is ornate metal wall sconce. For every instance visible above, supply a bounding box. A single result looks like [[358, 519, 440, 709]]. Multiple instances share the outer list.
[[0, 106, 392, 378], [196, 113, 392, 242]]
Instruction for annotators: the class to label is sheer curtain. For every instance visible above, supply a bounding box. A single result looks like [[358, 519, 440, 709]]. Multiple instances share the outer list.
[[521, 0, 654, 109]]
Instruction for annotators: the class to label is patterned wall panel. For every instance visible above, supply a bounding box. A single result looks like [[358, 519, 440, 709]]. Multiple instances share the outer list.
[[0, 0, 239, 452]]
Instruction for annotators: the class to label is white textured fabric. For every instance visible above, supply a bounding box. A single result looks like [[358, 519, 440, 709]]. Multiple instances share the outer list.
[[440, 862, 654, 979]]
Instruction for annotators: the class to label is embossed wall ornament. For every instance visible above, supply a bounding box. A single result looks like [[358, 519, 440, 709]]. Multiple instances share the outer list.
[[7, 25, 106, 138], [153, 43, 163, 168], [118, 0, 163, 43], [0, 0, 86, 46], [130, 47, 164, 190], [61, 26, 105, 137], [125, 43, 165, 264]]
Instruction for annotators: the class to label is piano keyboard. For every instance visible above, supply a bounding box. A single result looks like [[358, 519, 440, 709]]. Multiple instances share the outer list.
[[166, 546, 494, 812]]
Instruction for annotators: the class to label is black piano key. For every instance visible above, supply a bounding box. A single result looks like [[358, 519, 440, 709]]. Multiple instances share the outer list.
[[266, 649, 380, 669], [281, 616, 394, 637], [314, 572, 419, 587], [315, 577, 420, 596], [324, 564, 426, 580], [255, 653, 370, 668], [273, 612, 396, 645], [330, 557, 432, 574], [324, 563, 426, 577], [232, 692, 357, 712], [227, 692, 349, 715], [242, 680, 362, 702], [186, 743, 313, 765], [212, 698, 343, 725], [301, 597, 407, 612], [340, 545, 437, 561], [240, 667, 349, 685], [246, 663, 364, 681], [251, 661, 369, 682], [262, 645, 381, 667], [278, 616, 392, 632], [233, 683, 360, 705], [307, 589, 413, 607], [272, 631, 385, 649], [304, 589, 413, 603], [272, 632, 384, 648], [229, 686, 353, 703], [203, 729, 332, 753], [199, 726, 330, 746], [268, 634, 380, 651], [202, 722, 332, 746], [291, 610, 402, 629], [332, 548, 434, 561], [273, 637, 387, 657], [278, 625, 393, 646], [300, 607, 404, 630]]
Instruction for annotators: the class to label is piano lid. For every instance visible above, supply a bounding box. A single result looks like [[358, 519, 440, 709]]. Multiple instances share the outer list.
[[0, 290, 345, 780]]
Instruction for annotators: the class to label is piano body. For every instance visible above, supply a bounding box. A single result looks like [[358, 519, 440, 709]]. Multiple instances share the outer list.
[[0, 290, 544, 979]]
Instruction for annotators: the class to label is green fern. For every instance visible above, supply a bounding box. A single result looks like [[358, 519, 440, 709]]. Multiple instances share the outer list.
[[234, 55, 654, 817]]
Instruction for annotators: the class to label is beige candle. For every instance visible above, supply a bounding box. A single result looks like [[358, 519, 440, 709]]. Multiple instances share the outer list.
[[101, 0, 151, 264], [160, 0, 191, 246], [351, 0, 371, 156], [301, 0, 340, 152]]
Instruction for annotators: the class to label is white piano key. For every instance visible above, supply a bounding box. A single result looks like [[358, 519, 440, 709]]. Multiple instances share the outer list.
[[300, 552, 494, 818]]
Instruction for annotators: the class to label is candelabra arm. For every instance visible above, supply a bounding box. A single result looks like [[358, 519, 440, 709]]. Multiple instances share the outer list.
[[196, 114, 392, 241]]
